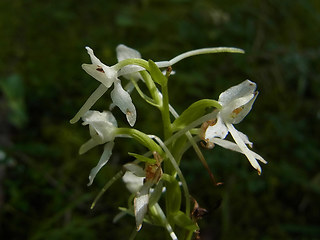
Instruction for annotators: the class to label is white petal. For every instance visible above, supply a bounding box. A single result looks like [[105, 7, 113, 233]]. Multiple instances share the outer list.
[[116, 44, 141, 61], [79, 139, 99, 154], [123, 163, 145, 177], [70, 84, 108, 124], [85, 46, 103, 66], [116, 44, 143, 81], [87, 141, 114, 186], [117, 66, 143, 81], [213, 138, 267, 164], [237, 130, 253, 148], [134, 181, 152, 231], [220, 93, 254, 123], [122, 171, 144, 193], [82, 111, 117, 143], [111, 79, 136, 126], [232, 92, 258, 124], [204, 115, 229, 141], [226, 123, 262, 174], [82, 64, 114, 88], [218, 80, 256, 106]]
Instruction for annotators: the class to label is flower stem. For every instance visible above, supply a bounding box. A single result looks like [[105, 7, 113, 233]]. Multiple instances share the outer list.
[[160, 82, 172, 140]]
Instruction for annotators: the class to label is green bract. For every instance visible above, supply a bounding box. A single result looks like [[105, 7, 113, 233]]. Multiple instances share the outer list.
[[172, 99, 222, 131]]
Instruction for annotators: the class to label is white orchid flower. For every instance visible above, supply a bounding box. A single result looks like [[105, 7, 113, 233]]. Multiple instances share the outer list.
[[122, 155, 163, 231], [122, 163, 151, 231], [201, 80, 267, 174], [71, 47, 137, 126], [80, 110, 118, 186]]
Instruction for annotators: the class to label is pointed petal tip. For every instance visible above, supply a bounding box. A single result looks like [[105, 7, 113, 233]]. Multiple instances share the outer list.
[[257, 168, 261, 176], [136, 224, 142, 231], [127, 112, 136, 127], [79, 146, 86, 155], [85, 46, 92, 52], [87, 177, 93, 186], [69, 118, 77, 124]]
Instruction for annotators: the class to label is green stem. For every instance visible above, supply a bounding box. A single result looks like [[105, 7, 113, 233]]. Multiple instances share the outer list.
[[139, 71, 162, 104], [160, 83, 172, 140]]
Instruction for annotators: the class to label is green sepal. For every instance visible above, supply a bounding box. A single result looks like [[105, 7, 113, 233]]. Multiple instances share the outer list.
[[148, 60, 168, 86], [172, 211, 199, 232], [128, 152, 156, 164], [171, 99, 221, 131]]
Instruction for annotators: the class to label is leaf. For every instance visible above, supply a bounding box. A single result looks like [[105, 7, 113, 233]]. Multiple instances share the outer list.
[[148, 60, 167, 86], [128, 152, 156, 164], [166, 178, 181, 214], [171, 99, 221, 131], [172, 211, 199, 232]]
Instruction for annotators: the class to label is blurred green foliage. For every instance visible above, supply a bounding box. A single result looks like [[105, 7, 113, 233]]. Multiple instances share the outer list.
[[0, 0, 319, 239]]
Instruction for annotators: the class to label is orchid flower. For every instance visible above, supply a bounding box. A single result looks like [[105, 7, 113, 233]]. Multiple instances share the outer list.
[[71, 47, 137, 126], [80, 110, 118, 186], [122, 154, 163, 231], [200, 80, 267, 174]]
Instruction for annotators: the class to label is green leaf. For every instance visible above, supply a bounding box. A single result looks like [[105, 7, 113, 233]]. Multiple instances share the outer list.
[[148, 60, 167, 86], [171, 99, 221, 131], [166, 178, 181, 214], [172, 211, 199, 232], [128, 152, 156, 164]]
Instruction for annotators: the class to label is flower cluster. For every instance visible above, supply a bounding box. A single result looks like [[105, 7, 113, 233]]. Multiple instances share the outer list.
[[70, 44, 266, 239]]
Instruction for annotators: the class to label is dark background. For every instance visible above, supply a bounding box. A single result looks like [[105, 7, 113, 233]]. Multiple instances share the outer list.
[[1, 0, 320, 239]]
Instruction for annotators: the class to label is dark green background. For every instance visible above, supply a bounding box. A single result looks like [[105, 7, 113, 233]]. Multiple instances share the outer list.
[[1, 0, 319, 239]]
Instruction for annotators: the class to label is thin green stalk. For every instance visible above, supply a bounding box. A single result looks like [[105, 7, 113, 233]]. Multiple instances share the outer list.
[[139, 71, 162, 104], [160, 83, 172, 140], [149, 135, 190, 215]]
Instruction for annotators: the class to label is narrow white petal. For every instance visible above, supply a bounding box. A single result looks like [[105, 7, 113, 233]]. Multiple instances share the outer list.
[[85, 46, 103, 66], [213, 138, 267, 164], [87, 141, 114, 186], [134, 181, 152, 231], [111, 79, 136, 126], [70, 84, 108, 124], [226, 123, 262, 174], [79, 139, 99, 155], [218, 80, 256, 106], [237, 130, 253, 148]]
